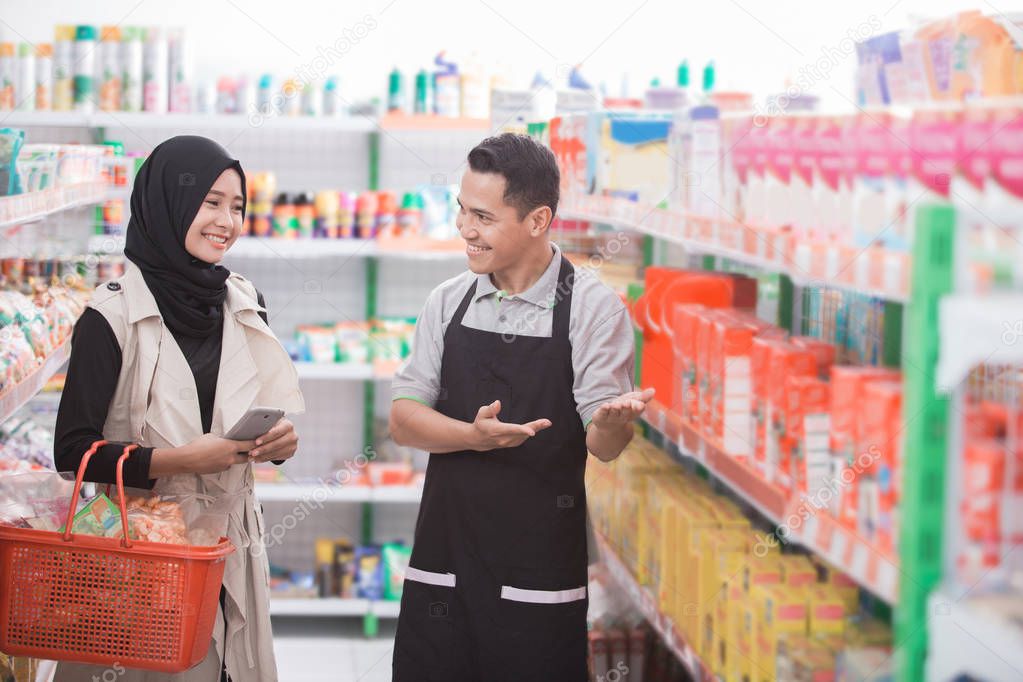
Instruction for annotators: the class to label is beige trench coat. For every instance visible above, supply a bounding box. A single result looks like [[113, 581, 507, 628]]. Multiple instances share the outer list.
[[54, 262, 304, 682]]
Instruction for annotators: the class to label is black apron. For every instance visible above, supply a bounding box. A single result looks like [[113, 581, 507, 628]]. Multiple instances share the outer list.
[[393, 257, 589, 682]]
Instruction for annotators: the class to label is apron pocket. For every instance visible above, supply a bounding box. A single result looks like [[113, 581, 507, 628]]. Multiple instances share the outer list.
[[393, 570, 458, 682], [500, 584, 586, 604]]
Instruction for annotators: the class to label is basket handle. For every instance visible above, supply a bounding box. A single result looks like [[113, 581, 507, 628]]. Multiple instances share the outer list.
[[62, 441, 137, 548], [62, 439, 109, 542], [114, 444, 139, 548]]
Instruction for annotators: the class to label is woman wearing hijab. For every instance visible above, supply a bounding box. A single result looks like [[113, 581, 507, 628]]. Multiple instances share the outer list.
[[52, 135, 304, 682]]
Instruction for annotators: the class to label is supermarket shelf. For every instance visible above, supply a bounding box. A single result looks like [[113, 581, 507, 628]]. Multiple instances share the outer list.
[[294, 363, 396, 381], [594, 531, 713, 682], [0, 337, 71, 425], [228, 237, 466, 261], [0, 110, 377, 133], [642, 400, 899, 604], [256, 482, 422, 503], [89, 235, 467, 262], [937, 292, 1023, 391], [0, 182, 108, 228], [269, 597, 402, 618], [379, 112, 491, 131], [926, 587, 1023, 682], [560, 194, 910, 302]]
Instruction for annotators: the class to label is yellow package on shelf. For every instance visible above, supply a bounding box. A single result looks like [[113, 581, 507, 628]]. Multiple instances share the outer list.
[[698, 528, 750, 666], [647, 471, 689, 601], [750, 584, 810, 682], [807, 584, 847, 637]]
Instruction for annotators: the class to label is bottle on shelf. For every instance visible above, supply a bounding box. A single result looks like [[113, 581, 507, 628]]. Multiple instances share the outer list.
[[73, 25, 96, 114]]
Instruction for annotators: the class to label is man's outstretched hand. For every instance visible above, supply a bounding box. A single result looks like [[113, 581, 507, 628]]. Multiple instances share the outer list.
[[469, 400, 552, 451], [591, 388, 656, 428]]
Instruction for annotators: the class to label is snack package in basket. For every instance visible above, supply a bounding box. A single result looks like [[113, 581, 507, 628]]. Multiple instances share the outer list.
[[59, 493, 122, 537], [120, 488, 232, 546]]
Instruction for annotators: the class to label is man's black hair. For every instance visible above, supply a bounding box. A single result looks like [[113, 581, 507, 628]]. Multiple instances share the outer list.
[[466, 133, 560, 221]]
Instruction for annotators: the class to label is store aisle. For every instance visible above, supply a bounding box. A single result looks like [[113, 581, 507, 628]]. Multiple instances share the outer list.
[[272, 619, 396, 682]]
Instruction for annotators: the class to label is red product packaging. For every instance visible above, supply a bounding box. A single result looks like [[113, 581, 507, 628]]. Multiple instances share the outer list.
[[767, 343, 817, 489], [695, 308, 728, 435], [785, 375, 832, 499], [860, 380, 903, 551], [671, 303, 706, 422], [829, 366, 901, 525], [792, 336, 837, 379], [711, 316, 757, 459], [751, 337, 789, 476]]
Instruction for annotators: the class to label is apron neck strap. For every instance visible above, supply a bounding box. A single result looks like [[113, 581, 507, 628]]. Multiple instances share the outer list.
[[452, 279, 478, 328], [552, 257, 574, 340]]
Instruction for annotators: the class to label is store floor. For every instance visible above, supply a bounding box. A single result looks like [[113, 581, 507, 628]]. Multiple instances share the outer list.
[[272, 618, 397, 682]]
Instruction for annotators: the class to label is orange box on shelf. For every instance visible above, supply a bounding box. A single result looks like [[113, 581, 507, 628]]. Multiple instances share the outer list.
[[710, 316, 757, 459], [695, 307, 728, 435], [791, 336, 837, 379], [671, 303, 706, 423], [766, 343, 817, 490], [751, 337, 788, 476], [829, 366, 901, 524], [635, 268, 733, 413], [960, 438, 1006, 546], [785, 375, 832, 499], [860, 379, 903, 551]]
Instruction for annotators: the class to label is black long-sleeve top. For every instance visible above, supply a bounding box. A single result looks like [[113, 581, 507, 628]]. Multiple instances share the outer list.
[[53, 293, 269, 487]]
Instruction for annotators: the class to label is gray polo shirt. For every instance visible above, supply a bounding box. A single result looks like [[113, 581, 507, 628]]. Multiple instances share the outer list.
[[392, 242, 635, 427]]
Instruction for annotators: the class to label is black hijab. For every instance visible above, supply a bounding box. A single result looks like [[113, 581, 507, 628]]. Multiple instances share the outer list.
[[124, 136, 246, 338]]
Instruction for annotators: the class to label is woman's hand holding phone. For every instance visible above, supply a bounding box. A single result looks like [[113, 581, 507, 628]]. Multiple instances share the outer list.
[[247, 418, 298, 463]]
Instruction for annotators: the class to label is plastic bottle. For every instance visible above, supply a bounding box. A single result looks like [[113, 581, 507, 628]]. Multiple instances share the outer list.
[[0, 44, 14, 111], [168, 28, 190, 113], [98, 26, 121, 111], [257, 74, 274, 114], [281, 79, 301, 116], [677, 59, 690, 88], [15, 43, 34, 111], [143, 27, 168, 114], [376, 190, 398, 238], [414, 69, 432, 115], [249, 171, 276, 237], [236, 75, 254, 115], [314, 190, 340, 238], [433, 52, 460, 117], [396, 192, 423, 235], [213, 77, 234, 114], [34, 44, 52, 111], [195, 80, 216, 114], [338, 191, 356, 238], [53, 25, 74, 111], [460, 52, 488, 119], [295, 193, 315, 239], [355, 191, 378, 239], [387, 67, 405, 113], [121, 27, 143, 112], [272, 193, 296, 239], [323, 76, 341, 116], [302, 78, 322, 116], [74, 25, 97, 113], [530, 71, 556, 122]]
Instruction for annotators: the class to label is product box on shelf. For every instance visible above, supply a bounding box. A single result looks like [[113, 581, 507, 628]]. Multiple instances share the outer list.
[[807, 584, 846, 637], [550, 114, 588, 196], [859, 379, 903, 552], [811, 115, 850, 243], [763, 115, 795, 233], [699, 528, 751, 668], [682, 105, 723, 229], [708, 314, 756, 459], [790, 114, 818, 239], [751, 584, 809, 682], [784, 374, 832, 501], [779, 554, 819, 588], [602, 116, 674, 205], [766, 342, 817, 491], [720, 112, 754, 228]]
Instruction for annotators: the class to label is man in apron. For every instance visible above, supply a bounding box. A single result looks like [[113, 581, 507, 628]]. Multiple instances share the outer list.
[[390, 133, 654, 682]]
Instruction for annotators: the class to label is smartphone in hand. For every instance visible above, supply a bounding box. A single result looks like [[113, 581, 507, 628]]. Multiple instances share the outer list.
[[225, 407, 285, 441]]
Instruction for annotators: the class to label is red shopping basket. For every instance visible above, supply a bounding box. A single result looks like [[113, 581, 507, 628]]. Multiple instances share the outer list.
[[0, 441, 235, 672]]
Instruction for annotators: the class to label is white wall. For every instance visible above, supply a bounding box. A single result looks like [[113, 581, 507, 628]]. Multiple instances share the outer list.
[[1, 0, 999, 110]]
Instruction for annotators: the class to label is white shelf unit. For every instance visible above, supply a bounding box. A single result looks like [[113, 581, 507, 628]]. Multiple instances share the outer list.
[[0, 339, 71, 424], [0, 182, 108, 228], [256, 483, 422, 504], [927, 587, 1023, 682], [270, 598, 402, 618]]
